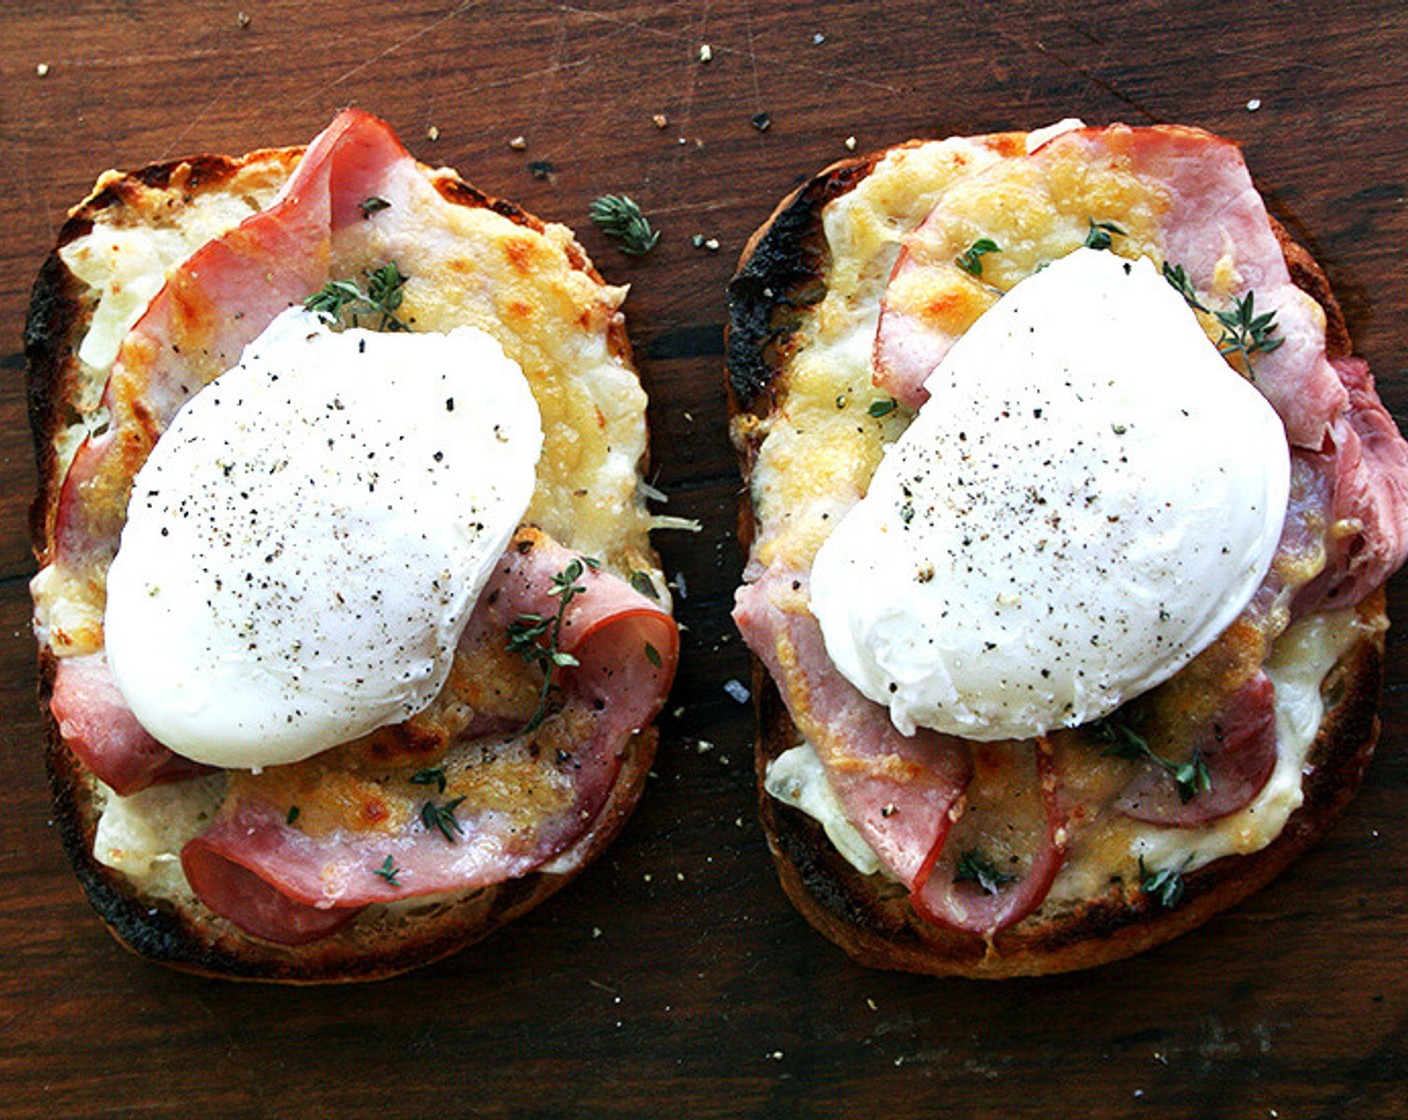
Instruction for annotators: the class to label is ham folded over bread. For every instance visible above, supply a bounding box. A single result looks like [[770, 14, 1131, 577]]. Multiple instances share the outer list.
[[734, 123, 1408, 937]]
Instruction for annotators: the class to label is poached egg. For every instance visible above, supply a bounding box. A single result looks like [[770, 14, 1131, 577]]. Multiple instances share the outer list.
[[104, 307, 543, 768], [810, 248, 1290, 741]]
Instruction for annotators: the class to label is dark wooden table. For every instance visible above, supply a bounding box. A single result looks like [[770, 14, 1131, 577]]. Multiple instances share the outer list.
[[2, 2, 1405, 1117]]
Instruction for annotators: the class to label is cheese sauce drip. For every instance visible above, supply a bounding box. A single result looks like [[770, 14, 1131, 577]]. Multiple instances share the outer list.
[[811, 248, 1291, 740], [104, 308, 543, 768]]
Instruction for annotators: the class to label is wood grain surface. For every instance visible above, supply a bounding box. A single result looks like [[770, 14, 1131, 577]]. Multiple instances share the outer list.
[[1, 2, 1406, 1117]]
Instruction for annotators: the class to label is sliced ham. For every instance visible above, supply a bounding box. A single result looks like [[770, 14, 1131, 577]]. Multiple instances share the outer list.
[[734, 570, 971, 889], [181, 532, 677, 944], [49, 654, 211, 796], [1115, 672, 1279, 827], [52, 110, 419, 580]]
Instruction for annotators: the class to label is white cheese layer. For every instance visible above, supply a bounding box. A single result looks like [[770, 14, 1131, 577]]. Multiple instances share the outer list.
[[104, 308, 542, 769], [811, 249, 1291, 740], [766, 608, 1366, 891]]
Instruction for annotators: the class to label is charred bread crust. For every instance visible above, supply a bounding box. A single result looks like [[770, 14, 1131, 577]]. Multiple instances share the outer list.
[[729, 144, 1387, 977], [29, 147, 656, 983]]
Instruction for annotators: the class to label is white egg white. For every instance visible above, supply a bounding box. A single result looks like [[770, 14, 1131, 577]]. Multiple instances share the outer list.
[[104, 307, 543, 768], [810, 248, 1290, 740]]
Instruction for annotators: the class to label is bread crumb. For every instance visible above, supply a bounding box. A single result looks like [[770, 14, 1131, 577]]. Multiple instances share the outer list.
[[592, 926, 602, 938], [723, 679, 750, 703], [770, 1050, 784, 1060], [236, 12, 251, 28], [427, 125, 440, 142], [652, 114, 669, 129], [698, 43, 713, 63], [844, 135, 857, 150], [1247, 98, 1262, 111], [35, 62, 50, 77], [643, 873, 652, 882], [866, 998, 878, 1011], [508, 135, 528, 150], [813, 32, 826, 44]]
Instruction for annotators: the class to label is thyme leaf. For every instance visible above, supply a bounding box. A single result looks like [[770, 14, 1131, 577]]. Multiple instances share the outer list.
[[410, 766, 448, 794], [1140, 854, 1194, 909], [420, 796, 466, 844], [1161, 261, 1208, 312], [373, 855, 402, 886], [1092, 709, 1212, 803], [868, 398, 898, 418], [508, 559, 590, 733], [1215, 289, 1284, 371], [588, 195, 660, 255], [304, 262, 409, 332], [955, 237, 1000, 277], [953, 848, 1017, 896], [1084, 219, 1126, 251]]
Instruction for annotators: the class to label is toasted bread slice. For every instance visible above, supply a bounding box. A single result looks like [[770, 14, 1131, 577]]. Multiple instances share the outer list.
[[727, 130, 1393, 977], [28, 116, 674, 982]]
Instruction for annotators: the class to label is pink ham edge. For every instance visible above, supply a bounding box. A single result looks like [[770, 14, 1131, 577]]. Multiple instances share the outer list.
[[733, 571, 971, 888], [1116, 672, 1279, 827], [911, 743, 1067, 935], [50, 654, 211, 796], [181, 537, 678, 944]]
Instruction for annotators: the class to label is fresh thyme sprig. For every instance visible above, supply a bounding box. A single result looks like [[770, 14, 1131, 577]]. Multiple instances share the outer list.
[[1161, 261, 1208, 312], [1214, 289, 1284, 371], [410, 766, 448, 794], [955, 237, 1001, 277], [304, 262, 409, 331], [1084, 218, 1126, 251], [372, 855, 402, 886], [1139, 854, 1194, 909], [588, 195, 660, 255], [507, 558, 597, 733], [953, 848, 1017, 896], [420, 796, 466, 844], [1092, 710, 1212, 804]]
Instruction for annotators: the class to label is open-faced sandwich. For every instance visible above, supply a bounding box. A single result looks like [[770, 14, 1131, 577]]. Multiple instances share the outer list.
[[727, 121, 1408, 976], [27, 110, 678, 982]]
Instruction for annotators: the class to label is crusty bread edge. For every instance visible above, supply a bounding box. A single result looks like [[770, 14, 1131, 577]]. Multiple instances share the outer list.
[[27, 147, 661, 983], [726, 139, 1389, 977]]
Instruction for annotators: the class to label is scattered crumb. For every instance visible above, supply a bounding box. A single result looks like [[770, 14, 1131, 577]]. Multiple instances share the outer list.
[[683, 411, 693, 422], [592, 926, 602, 938], [866, 998, 878, 1011], [813, 32, 826, 44], [643, 873, 653, 882], [236, 11, 251, 28], [1247, 98, 1262, 111], [723, 679, 751, 704], [751, 111, 772, 132], [734, 817, 744, 827], [672, 570, 689, 599], [894, 1057, 904, 1067], [844, 136, 857, 150], [508, 135, 528, 150], [675, 872, 685, 882], [652, 113, 669, 129], [35, 62, 50, 77], [672, 705, 685, 718], [704, 237, 720, 252], [694, 738, 715, 754], [770, 1050, 784, 1061], [427, 125, 440, 141], [1134, 1089, 1145, 1099], [699, 43, 713, 63]]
